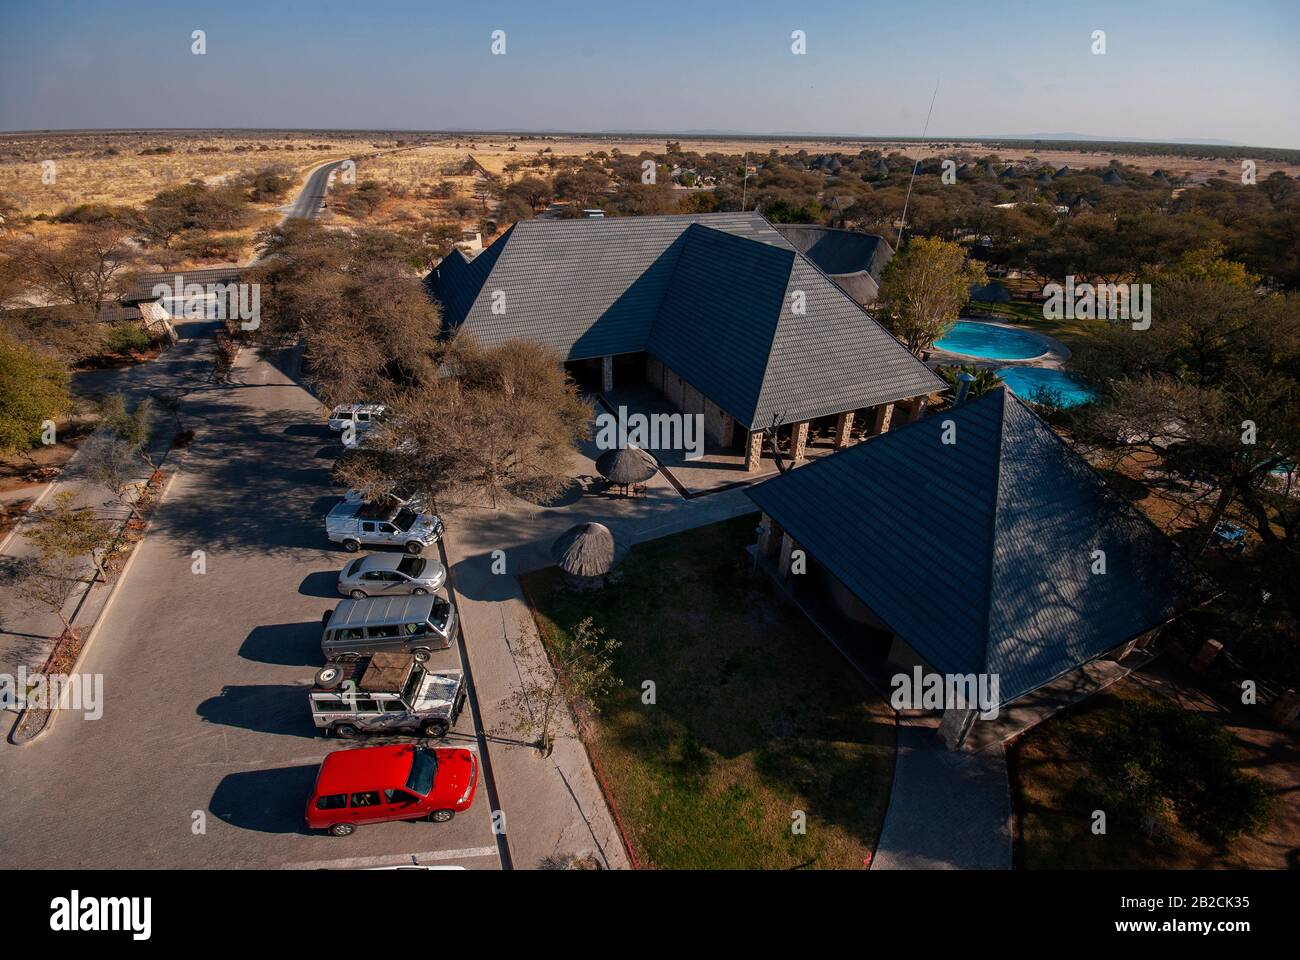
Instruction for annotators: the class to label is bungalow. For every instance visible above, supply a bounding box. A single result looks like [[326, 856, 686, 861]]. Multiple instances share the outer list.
[[425, 212, 942, 471], [747, 387, 1193, 747]]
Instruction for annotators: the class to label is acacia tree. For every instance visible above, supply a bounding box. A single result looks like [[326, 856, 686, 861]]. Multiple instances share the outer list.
[[0, 331, 71, 459], [1076, 249, 1300, 674], [245, 222, 442, 403], [502, 616, 622, 756], [6, 222, 135, 317], [336, 336, 590, 508], [876, 236, 987, 355], [25, 491, 114, 584]]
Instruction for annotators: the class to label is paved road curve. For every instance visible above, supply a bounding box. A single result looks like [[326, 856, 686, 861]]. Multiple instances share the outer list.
[[282, 159, 349, 222]]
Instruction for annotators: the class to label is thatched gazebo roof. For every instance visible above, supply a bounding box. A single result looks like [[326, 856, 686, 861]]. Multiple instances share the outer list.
[[552, 523, 618, 577], [595, 446, 658, 485]]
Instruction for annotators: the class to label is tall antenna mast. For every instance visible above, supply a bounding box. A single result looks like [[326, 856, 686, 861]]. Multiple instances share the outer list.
[[896, 76, 940, 248]]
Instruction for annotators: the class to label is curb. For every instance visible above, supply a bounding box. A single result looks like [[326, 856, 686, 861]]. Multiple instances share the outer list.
[[0, 477, 58, 557], [7, 467, 181, 746]]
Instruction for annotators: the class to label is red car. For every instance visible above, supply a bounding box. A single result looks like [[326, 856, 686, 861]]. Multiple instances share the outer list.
[[305, 743, 478, 836]]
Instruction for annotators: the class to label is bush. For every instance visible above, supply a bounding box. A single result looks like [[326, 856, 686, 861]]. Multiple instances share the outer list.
[[100, 321, 153, 356], [1073, 702, 1274, 845]]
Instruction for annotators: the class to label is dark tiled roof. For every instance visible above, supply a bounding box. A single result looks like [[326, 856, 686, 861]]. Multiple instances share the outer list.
[[747, 388, 1191, 704], [426, 212, 941, 429], [121, 267, 245, 303]]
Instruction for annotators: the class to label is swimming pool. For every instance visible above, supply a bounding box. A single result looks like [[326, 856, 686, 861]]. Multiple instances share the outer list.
[[934, 321, 1046, 361], [996, 366, 1097, 407]]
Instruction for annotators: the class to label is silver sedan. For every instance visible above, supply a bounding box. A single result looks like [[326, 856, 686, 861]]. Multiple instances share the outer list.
[[336, 553, 447, 599]]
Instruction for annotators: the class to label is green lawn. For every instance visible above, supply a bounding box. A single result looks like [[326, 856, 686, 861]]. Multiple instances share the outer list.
[[971, 299, 1102, 349], [521, 513, 896, 869]]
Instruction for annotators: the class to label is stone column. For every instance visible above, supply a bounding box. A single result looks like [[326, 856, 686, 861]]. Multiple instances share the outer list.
[[744, 430, 763, 472], [757, 512, 779, 558], [777, 532, 797, 578], [834, 411, 855, 449], [791, 421, 810, 462], [717, 412, 734, 448], [601, 355, 614, 392], [870, 402, 895, 436], [912, 396, 929, 421]]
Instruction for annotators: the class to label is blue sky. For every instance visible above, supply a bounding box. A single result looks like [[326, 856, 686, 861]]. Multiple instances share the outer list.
[[1, 0, 1297, 146]]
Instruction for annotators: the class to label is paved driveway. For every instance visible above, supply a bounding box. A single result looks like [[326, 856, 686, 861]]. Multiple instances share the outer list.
[[0, 345, 499, 869]]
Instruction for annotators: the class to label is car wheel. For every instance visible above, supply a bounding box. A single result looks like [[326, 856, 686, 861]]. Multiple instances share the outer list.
[[349, 589, 367, 599], [315, 665, 344, 688], [331, 723, 360, 739], [429, 809, 454, 823], [329, 822, 356, 837], [404, 541, 423, 555], [342, 539, 360, 553], [412, 647, 431, 663], [421, 719, 449, 739], [411, 587, 428, 596]]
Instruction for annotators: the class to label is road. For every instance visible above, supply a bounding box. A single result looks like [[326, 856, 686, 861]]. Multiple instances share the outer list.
[[282, 159, 350, 222], [0, 339, 501, 869]]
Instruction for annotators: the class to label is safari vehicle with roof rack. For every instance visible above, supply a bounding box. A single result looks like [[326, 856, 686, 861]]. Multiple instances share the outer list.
[[325, 497, 443, 554], [310, 652, 466, 740]]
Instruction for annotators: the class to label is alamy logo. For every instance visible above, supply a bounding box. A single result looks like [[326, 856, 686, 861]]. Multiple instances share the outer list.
[[50, 891, 151, 940], [889, 667, 1000, 719], [152, 277, 261, 330], [1042, 276, 1150, 330], [594, 405, 704, 460], [0, 668, 102, 719]]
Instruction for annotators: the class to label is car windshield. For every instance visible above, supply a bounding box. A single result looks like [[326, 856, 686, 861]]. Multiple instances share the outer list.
[[346, 559, 363, 576], [405, 747, 437, 796], [397, 557, 425, 578], [401, 662, 426, 705], [393, 508, 418, 532]]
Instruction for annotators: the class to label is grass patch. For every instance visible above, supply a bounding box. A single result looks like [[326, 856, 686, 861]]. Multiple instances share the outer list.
[[1013, 681, 1277, 869], [521, 513, 895, 869]]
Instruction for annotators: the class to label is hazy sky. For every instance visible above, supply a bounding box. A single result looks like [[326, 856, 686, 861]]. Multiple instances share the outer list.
[[2, 0, 1297, 147]]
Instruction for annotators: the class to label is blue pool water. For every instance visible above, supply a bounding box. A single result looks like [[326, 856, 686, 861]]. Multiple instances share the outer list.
[[934, 321, 1046, 360], [996, 366, 1097, 407]]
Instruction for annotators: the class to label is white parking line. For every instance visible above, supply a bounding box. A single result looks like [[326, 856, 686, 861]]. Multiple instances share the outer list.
[[284, 846, 499, 870]]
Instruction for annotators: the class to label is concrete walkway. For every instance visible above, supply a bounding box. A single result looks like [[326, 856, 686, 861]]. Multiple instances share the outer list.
[[871, 725, 1014, 870], [439, 426, 759, 869]]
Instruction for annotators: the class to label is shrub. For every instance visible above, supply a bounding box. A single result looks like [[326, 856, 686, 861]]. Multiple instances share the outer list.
[[1073, 702, 1274, 846], [101, 321, 153, 356]]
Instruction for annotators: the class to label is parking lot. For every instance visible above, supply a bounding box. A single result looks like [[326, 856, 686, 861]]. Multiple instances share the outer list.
[[0, 340, 502, 869]]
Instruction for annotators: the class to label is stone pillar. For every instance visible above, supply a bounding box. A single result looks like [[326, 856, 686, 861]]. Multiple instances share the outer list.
[[601, 355, 614, 392], [777, 532, 796, 578], [939, 707, 978, 751], [1191, 637, 1223, 672], [717, 412, 734, 448], [791, 421, 810, 462], [834, 411, 855, 449], [757, 512, 779, 558], [910, 396, 929, 422], [744, 430, 763, 472], [870, 402, 895, 436]]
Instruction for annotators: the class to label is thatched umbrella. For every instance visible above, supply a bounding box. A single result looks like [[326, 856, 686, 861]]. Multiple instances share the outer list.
[[552, 523, 619, 583], [595, 446, 658, 490]]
